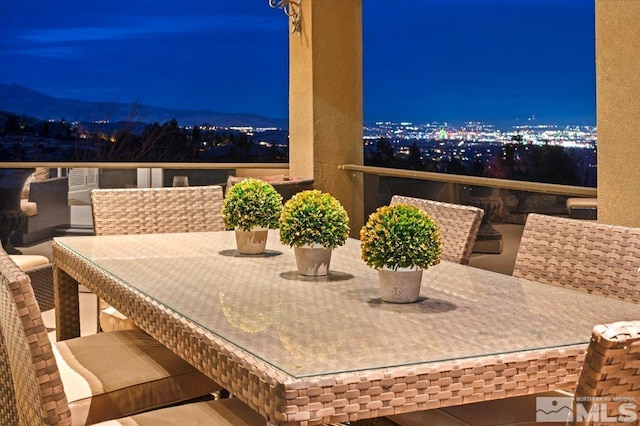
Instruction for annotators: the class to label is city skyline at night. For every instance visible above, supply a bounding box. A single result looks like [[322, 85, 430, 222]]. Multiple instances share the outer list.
[[1, 0, 596, 126]]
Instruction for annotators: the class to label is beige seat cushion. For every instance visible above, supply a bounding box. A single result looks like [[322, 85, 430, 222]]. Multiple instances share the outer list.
[[566, 197, 598, 209], [53, 329, 222, 426], [21, 172, 37, 199], [388, 391, 569, 426], [93, 398, 266, 425], [20, 198, 38, 216], [20, 167, 50, 199], [8, 254, 50, 270], [34, 167, 50, 181], [100, 303, 143, 332]]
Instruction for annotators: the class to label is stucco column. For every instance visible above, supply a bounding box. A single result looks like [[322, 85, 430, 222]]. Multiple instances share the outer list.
[[596, 0, 640, 227], [288, 0, 364, 237]]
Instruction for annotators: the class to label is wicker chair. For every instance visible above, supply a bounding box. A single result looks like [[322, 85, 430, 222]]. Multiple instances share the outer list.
[[390, 195, 484, 265], [386, 320, 640, 425], [90, 185, 225, 236], [8, 254, 55, 311], [90, 185, 226, 332], [0, 247, 260, 426], [513, 213, 640, 304]]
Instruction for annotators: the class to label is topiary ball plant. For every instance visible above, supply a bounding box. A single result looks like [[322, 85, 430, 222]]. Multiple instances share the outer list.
[[360, 203, 442, 270], [222, 178, 283, 231], [279, 189, 350, 248]]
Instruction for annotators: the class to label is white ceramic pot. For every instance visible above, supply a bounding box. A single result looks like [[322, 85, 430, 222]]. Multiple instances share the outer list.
[[378, 267, 424, 303], [234, 226, 268, 255], [293, 245, 332, 276]]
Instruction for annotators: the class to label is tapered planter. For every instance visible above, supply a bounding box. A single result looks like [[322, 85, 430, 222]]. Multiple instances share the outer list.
[[294, 246, 332, 276], [378, 267, 424, 303], [234, 227, 268, 255]]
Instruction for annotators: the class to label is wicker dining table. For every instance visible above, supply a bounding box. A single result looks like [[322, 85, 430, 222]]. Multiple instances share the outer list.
[[52, 231, 640, 426]]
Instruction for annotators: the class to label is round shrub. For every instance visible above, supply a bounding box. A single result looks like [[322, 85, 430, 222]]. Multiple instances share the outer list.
[[222, 178, 283, 231], [279, 189, 350, 248], [360, 203, 442, 270]]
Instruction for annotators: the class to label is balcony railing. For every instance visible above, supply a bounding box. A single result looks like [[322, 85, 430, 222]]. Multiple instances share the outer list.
[[339, 164, 597, 198], [339, 163, 598, 260], [3, 162, 598, 274]]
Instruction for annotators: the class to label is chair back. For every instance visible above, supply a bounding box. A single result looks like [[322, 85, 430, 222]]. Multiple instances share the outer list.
[[90, 185, 225, 236], [513, 213, 640, 303], [575, 320, 640, 419], [390, 195, 484, 265], [0, 328, 19, 426], [0, 248, 71, 425]]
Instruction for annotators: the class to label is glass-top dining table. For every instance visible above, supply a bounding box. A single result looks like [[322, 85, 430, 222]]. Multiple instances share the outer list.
[[53, 231, 640, 425]]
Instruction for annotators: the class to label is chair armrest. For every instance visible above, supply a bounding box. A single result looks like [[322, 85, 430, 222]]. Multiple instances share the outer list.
[[23, 263, 55, 311]]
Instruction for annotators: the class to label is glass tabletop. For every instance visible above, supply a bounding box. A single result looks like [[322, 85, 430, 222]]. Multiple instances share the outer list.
[[54, 231, 640, 378]]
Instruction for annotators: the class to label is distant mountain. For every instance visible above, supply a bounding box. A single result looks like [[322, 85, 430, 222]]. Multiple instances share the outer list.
[[0, 83, 288, 129]]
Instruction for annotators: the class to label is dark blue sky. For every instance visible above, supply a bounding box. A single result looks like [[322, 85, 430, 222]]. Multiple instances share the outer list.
[[0, 0, 595, 125]]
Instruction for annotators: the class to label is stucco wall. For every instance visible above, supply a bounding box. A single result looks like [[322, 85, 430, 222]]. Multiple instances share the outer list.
[[596, 0, 640, 227], [289, 0, 364, 235]]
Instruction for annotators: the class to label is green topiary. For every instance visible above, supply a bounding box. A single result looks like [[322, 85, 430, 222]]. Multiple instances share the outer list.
[[360, 203, 442, 270], [279, 189, 350, 248], [221, 178, 283, 231]]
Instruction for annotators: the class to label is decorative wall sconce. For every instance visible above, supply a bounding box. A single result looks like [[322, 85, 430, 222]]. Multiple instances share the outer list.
[[269, 0, 302, 34]]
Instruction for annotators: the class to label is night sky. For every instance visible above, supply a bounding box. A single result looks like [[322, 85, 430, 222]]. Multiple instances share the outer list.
[[0, 0, 596, 125]]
